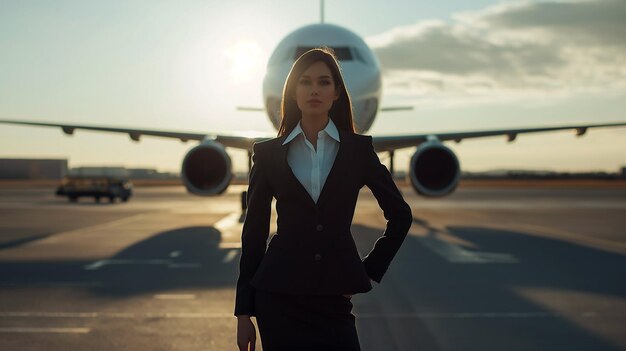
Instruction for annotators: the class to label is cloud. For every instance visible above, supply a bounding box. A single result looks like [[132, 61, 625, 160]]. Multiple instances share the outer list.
[[367, 0, 626, 102]]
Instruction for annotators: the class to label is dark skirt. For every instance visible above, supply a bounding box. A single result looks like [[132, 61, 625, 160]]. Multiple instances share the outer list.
[[254, 289, 361, 351]]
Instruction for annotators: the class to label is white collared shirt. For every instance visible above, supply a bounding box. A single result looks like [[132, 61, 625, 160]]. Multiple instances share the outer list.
[[282, 118, 340, 204]]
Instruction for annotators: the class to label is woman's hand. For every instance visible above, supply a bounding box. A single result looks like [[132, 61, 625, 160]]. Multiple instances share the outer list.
[[236, 315, 256, 351]]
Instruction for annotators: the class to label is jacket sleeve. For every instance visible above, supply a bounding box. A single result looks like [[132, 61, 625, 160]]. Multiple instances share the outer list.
[[234, 142, 273, 317], [361, 136, 413, 284]]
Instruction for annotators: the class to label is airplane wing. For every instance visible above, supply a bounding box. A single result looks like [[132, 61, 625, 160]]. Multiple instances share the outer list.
[[3, 119, 626, 153], [371, 122, 626, 152], [0, 119, 275, 150]]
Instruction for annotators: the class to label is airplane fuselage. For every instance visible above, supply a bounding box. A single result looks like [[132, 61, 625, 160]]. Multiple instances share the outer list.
[[262, 23, 382, 134]]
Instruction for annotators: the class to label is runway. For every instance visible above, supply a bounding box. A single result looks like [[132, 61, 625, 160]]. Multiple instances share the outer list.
[[0, 183, 625, 350]]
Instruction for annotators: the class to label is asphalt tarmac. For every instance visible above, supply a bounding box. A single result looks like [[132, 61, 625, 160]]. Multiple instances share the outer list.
[[0, 183, 625, 350]]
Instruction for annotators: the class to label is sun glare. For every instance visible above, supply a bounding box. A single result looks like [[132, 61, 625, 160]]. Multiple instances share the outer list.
[[223, 41, 264, 84]]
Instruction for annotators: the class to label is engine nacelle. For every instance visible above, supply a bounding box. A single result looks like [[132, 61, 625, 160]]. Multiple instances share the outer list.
[[409, 141, 461, 197], [181, 141, 232, 196]]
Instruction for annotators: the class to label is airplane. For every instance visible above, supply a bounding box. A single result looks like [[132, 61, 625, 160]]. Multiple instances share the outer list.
[[2, 19, 626, 199]]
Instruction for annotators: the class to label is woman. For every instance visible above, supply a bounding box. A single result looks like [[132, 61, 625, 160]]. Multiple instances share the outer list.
[[235, 47, 413, 351]]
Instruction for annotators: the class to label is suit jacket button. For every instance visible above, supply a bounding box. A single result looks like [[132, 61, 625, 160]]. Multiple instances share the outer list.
[[316, 224, 324, 231], [314, 253, 322, 261]]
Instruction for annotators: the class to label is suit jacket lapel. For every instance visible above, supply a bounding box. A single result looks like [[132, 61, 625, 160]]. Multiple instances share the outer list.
[[275, 126, 352, 210], [276, 133, 317, 210], [317, 127, 352, 208]]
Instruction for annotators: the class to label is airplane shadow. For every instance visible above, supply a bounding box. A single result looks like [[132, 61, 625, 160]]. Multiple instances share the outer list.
[[86, 226, 235, 295], [347, 218, 626, 351], [0, 216, 624, 350]]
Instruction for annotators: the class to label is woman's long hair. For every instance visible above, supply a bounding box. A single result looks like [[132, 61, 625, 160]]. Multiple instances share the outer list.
[[277, 47, 355, 137]]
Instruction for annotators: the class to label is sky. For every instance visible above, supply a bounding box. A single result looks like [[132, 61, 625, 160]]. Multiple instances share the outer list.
[[1, 0, 625, 174]]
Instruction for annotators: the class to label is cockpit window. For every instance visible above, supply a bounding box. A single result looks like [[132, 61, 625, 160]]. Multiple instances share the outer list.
[[351, 47, 366, 64], [294, 46, 353, 61]]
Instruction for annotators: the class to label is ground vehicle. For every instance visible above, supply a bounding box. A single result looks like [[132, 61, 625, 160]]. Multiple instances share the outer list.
[[56, 176, 133, 203]]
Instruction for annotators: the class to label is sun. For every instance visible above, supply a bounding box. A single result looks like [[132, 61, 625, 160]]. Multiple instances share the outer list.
[[223, 41, 264, 84]]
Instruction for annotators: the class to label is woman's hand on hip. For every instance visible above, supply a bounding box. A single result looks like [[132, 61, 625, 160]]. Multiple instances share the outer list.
[[236, 316, 256, 351]]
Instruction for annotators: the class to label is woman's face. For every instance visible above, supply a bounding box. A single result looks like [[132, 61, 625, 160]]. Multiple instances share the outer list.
[[294, 61, 340, 117]]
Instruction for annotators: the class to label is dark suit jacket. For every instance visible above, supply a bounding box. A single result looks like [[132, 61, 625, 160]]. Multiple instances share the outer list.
[[234, 127, 413, 317]]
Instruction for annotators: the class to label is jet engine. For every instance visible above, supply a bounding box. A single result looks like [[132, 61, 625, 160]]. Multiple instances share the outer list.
[[181, 141, 232, 196], [408, 141, 461, 197]]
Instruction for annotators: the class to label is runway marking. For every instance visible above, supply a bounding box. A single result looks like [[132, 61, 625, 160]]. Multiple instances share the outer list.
[[35, 213, 151, 244], [222, 249, 238, 263], [169, 263, 201, 268], [515, 223, 626, 255], [154, 294, 196, 300], [0, 327, 90, 334], [0, 312, 132, 318], [356, 312, 601, 319], [213, 212, 241, 230], [405, 201, 626, 210], [0, 281, 105, 287], [84, 259, 201, 270], [213, 212, 244, 239], [219, 242, 242, 249], [418, 234, 518, 263], [0, 311, 613, 319]]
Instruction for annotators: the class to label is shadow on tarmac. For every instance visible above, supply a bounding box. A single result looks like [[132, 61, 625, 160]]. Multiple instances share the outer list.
[[0, 217, 624, 350]]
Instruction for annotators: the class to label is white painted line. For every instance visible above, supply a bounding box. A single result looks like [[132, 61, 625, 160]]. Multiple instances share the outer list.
[[219, 242, 242, 249], [0, 312, 98, 318], [0, 281, 104, 287], [84, 260, 108, 270], [355, 312, 599, 319], [169, 263, 201, 269], [0, 312, 134, 318], [418, 234, 518, 263], [214, 212, 245, 239], [154, 294, 196, 300], [405, 201, 626, 210], [0, 311, 613, 320], [222, 249, 238, 263], [84, 259, 202, 270], [0, 327, 90, 334], [214, 213, 241, 231], [169, 251, 181, 258], [146, 312, 236, 318], [516, 223, 626, 255], [37, 214, 149, 245], [0, 312, 230, 319]]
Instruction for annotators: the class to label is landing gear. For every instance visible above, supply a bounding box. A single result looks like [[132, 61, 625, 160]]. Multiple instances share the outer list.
[[241, 149, 252, 220], [388, 150, 395, 178], [239, 190, 248, 222]]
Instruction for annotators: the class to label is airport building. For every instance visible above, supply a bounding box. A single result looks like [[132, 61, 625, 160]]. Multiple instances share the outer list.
[[0, 160, 178, 180], [69, 166, 179, 180], [0, 158, 68, 179], [127, 168, 179, 180], [68, 166, 129, 178]]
